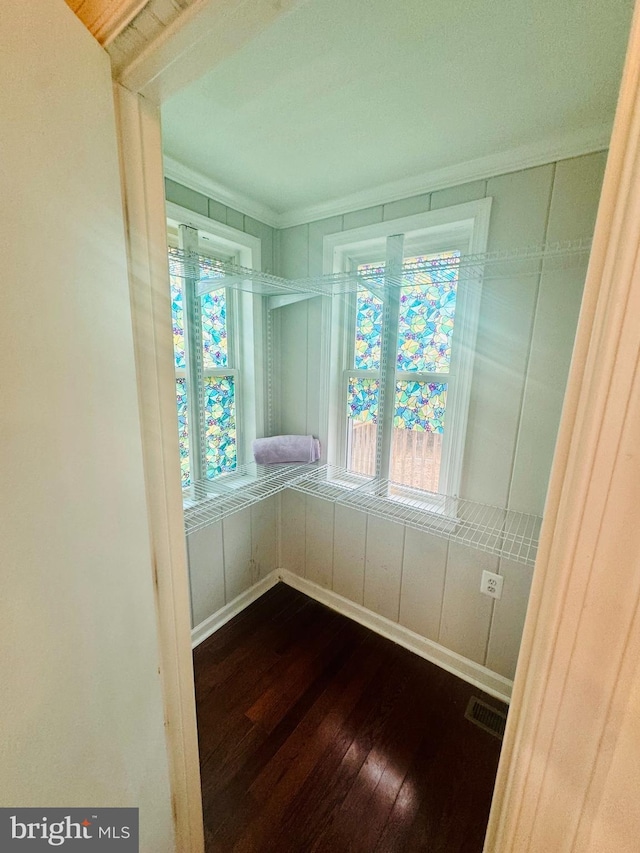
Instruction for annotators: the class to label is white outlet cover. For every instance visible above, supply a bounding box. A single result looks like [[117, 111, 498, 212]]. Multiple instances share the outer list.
[[481, 570, 504, 599]]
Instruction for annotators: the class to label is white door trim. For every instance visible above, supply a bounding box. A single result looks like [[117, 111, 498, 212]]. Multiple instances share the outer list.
[[107, 0, 640, 848], [485, 3, 640, 849], [114, 85, 205, 853]]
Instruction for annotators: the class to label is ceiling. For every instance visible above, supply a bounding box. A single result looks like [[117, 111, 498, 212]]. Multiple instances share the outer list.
[[160, 0, 632, 224], [65, 0, 149, 45]]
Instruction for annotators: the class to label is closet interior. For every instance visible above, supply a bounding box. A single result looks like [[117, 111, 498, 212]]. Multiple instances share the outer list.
[[169, 191, 600, 702]]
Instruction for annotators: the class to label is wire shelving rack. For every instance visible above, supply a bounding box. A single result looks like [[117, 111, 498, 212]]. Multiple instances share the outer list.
[[287, 464, 541, 567], [183, 463, 315, 535], [174, 237, 584, 561], [168, 237, 592, 298]]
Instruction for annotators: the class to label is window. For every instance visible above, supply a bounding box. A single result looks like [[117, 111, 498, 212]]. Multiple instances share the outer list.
[[170, 255, 192, 484], [346, 252, 459, 492], [324, 201, 491, 498], [170, 252, 238, 485], [167, 203, 263, 486]]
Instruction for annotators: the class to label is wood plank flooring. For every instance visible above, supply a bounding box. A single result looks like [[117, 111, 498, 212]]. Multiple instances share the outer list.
[[194, 582, 506, 852]]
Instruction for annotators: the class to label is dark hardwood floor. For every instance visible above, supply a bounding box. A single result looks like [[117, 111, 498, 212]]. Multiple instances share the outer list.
[[194, 582, 506, 853]]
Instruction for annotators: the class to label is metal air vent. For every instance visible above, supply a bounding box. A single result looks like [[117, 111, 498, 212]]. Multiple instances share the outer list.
[[464, 696, 507, 739]]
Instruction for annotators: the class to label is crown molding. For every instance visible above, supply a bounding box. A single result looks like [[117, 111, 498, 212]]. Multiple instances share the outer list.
[[277, 123, 612, 228], [164, 122, 611, 232], [163, 155, 280, 228]]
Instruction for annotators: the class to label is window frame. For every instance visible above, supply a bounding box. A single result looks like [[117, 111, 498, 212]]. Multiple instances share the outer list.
[[322, 200, 492, 499], [166, 202, 264, 484]]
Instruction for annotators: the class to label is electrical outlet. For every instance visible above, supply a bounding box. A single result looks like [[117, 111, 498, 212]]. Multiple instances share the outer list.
[[480, 570, 504, 600]]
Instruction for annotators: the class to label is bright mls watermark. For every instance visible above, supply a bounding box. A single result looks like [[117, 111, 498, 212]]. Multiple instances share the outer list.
[[0, 809, 138, 850]]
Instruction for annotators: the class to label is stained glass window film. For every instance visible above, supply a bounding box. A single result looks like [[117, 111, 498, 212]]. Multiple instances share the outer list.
[[169, 247, 237, 484], [397, 252, 459, 373], [203, 376, 237, 478], [347, 376, 379, 423], [176, 378, 190, 485], [346, 376, 378, 477], [201, 291, 228, 368], [394, 380, 447, 433], [354, 287, 383, 370], [171, 274, 186, 371]]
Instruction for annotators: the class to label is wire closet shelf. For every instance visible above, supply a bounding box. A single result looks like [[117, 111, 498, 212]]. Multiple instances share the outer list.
[[182, 462, 542, 566], [288, 465, 542, 567], [183, 462, 316, 535], [168, 237, 592, 299], [176, 237, 579, 560]]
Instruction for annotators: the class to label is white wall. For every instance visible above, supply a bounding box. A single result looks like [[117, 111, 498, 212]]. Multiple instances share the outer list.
[[1, 2, 174, 849], [163, 180, 280, 632], [275, 153, 607, 680], [183, 155, 606, 683], [280, 490, 533, 679], [275, 153, 606, 514], [186, 498, 278, 627]]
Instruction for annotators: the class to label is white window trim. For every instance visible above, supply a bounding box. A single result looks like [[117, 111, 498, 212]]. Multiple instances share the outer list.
[[166, 201, 261, 269], [167, 201, 265, 478], [321, 199, 492, 499]]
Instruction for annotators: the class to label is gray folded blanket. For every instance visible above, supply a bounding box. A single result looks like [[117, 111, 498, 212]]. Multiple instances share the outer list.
[[252, 434, 321, 464]]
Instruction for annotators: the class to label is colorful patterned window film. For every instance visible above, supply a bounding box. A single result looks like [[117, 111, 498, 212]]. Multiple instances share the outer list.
[[169, 249, 237, 483], [348, 378, 446, 431], [354, 287, 383, 370], [394, 380, 448, 433], [201, 291, 228, 368], [355, 263, 384, 370], [347, 376, 379, 477], [397, 252, 460, 373], [176, 378, 190, 485], [203, 376, 237, 478], [347, 376, 380, 424], [171, 274, 186, 371]]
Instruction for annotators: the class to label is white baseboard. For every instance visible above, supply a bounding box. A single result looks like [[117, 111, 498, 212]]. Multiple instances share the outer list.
[[190, 570, 280, 649], [278, 570, 513, 704], [190, 567, 512, 703]]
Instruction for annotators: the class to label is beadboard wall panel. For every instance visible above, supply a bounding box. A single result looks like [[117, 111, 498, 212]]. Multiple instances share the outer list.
[[276, 490, 533, 678], [279, 488, 306, 576], [304, 495, 335, 588], [460, 164, 555, 509], [485, 558, 534, 680], [430, 178, 486, 210], [187, 497, 278, 630], [438, 543, 498, 665], [277, 222, 309, 279], [398, 528, 448, 641], [184, 154, 606, 682], [306, 297, 325, 447], [332, 505, 367, 604], [508, 152, 608, 513], [277, 299, 309, 436], [251, 497, 277, 580], [308, 215, 343, 276], [363, 517, 405, 622], [223, 508, 254, 601], [271, 152, 606, 681], [274, 153, 605, 516], [382, 192, 431, 221], [187, 521, 225, 627]]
